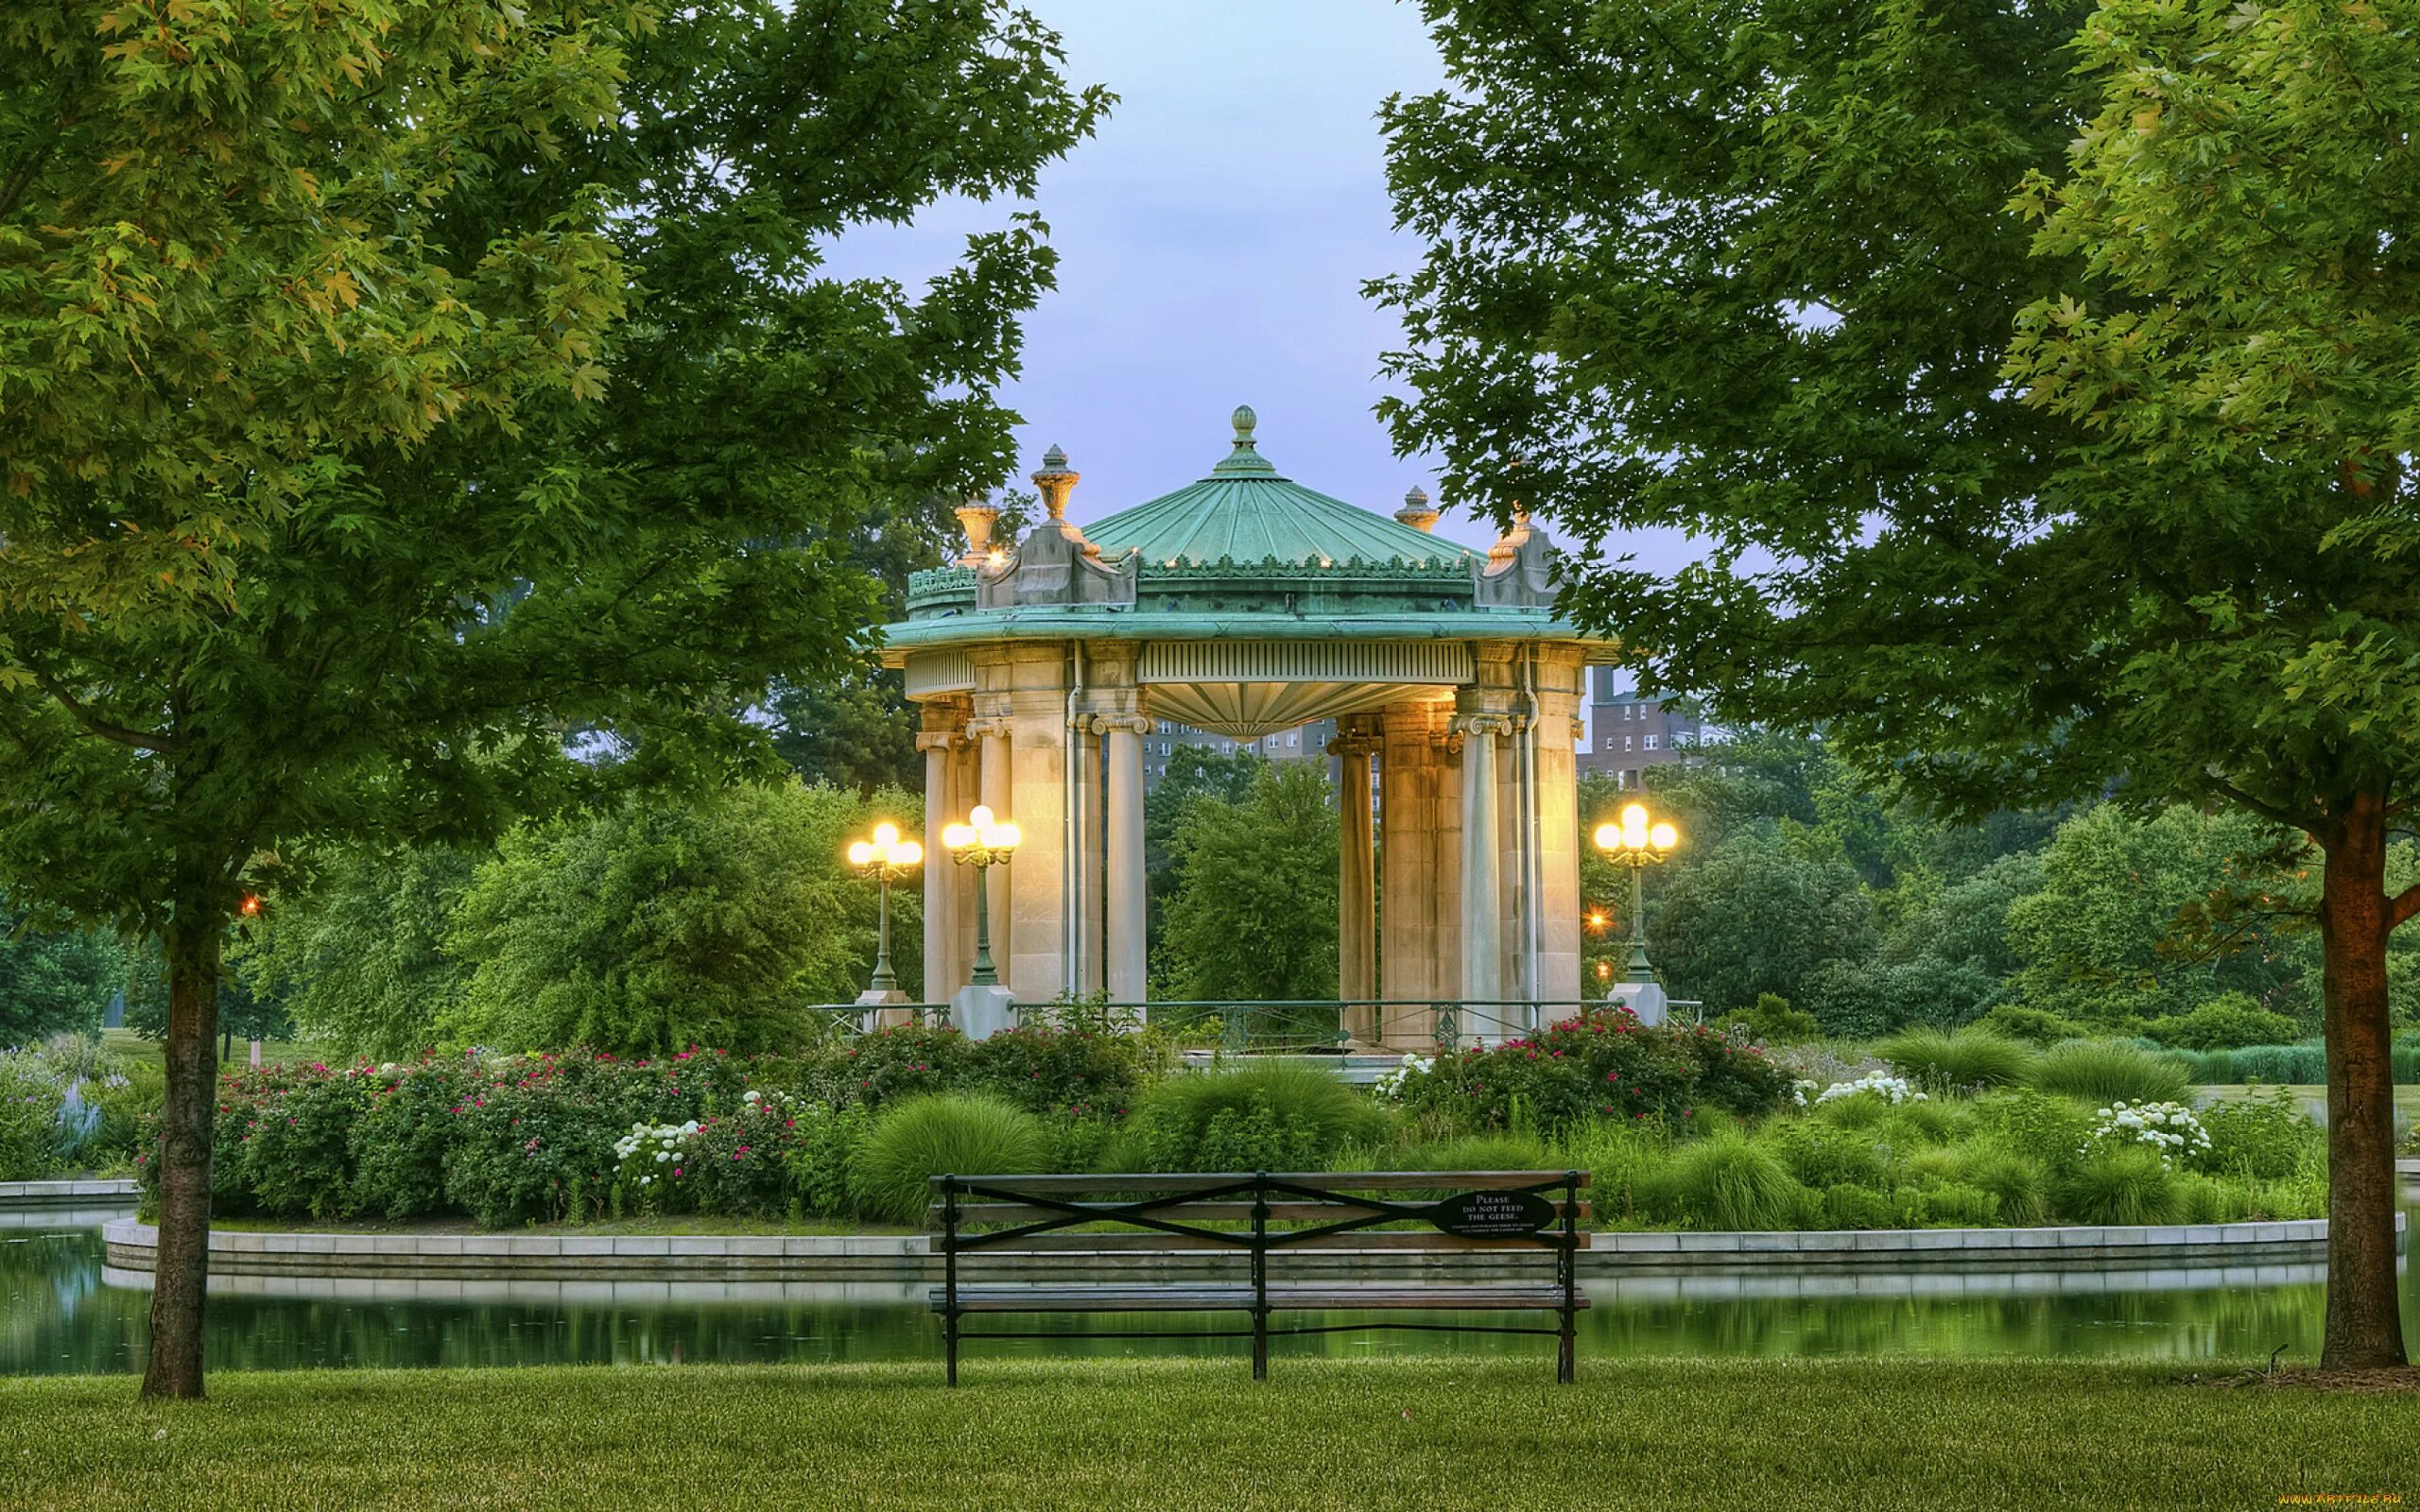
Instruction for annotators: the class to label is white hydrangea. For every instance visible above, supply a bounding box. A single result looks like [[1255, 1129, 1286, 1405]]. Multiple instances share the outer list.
[[1371, 1054, 1435, 1099], [1790, 1078, 1820, 1107], [2086, 1100, 2212, 1165], [1814, 1071, 1927, 1106]]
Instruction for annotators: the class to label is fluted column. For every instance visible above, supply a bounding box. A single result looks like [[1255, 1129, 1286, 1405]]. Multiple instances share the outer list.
[[1330, 719, 1380, 1042], [1458, 713, 1512, 1036], [1098, 713, 1150, 1009], [917, 725, 962, 1002]]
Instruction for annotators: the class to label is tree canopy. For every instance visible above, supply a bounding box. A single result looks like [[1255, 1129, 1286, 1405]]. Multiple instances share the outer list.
[[1377, 0, 2420, 1366], [0, 0, 1102, 1398]]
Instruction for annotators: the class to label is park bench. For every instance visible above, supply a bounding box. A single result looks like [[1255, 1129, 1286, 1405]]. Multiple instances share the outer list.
[[927, 1169, 1590, 1384]]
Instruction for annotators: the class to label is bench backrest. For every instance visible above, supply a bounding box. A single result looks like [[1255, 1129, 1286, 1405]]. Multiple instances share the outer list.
[[927, 1170, 1591, 1257]]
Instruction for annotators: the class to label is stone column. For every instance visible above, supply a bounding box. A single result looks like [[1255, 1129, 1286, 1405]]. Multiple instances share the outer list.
[[1379, 701, 1439, 1046], [1533, 649, 1588, 1009], [1098, 713, 1150, 1009], [1330, 718, 1381, 1042], [916, 704, 967, 1003], [1457, 712, 1513, 1039], [1067, 708, 1101, 996]]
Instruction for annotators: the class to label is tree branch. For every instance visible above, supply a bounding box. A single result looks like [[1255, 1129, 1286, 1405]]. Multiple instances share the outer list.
[[31, 672, 180, 752], [2394, 885, 2420, 930], [2204, 775, 2304, 832]]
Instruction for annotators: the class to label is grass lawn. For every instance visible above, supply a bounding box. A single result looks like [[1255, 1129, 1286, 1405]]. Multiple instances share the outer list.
[[2, 1357, 2413, 1510], [199, 1212, 916, 1238], [2198, 1082, 2420, 1129], [96, 1028, 336, 1072]]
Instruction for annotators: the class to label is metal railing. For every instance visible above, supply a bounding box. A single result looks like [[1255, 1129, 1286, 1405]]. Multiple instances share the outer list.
[[815, 996, 1706, 1050]]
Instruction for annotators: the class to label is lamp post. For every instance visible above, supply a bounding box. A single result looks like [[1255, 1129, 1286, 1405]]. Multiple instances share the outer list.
[[847, 822, 923, 1003], [941, 804, 1021, 988], [1592, 802, 1680, 981]]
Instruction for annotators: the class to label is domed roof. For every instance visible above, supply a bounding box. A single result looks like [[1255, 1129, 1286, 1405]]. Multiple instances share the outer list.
[[1083, 406, 1468, 568]]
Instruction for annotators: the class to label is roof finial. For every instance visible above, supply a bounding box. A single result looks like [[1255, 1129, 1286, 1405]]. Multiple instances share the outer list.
[[1032, 444, 1079, 522], [1394, 485, 1439, 533], [1212, 404, 1277, 477]]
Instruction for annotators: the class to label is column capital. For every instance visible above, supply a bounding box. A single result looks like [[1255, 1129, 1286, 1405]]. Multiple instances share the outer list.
[[913, 731, 961, 754], [963, 715, 1013, 741], [1090, 713, 1152, 736], [1325, 734, 1382, 758], [1454, 713, 1515, 739]]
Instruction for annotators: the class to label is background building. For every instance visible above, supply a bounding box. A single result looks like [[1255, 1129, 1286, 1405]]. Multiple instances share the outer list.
[[1577, 668, 1711, 788]]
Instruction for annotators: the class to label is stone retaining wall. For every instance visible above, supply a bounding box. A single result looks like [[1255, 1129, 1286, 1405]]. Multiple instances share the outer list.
[[0, 1178, 138, 1208], [101, 1213, 2394, 1283]]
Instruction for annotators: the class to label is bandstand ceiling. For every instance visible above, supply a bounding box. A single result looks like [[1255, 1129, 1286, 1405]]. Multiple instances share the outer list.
[[1141, 680, 1449, 739]]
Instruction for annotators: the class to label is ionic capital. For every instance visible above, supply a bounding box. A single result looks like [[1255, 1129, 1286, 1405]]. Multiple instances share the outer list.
[[913, 731, 960, 754], [962, 716, 1013, 742], [1454, 713, 1516, 739], [1325, 736, 1382, 758], [1091, 713, 1152, 736]]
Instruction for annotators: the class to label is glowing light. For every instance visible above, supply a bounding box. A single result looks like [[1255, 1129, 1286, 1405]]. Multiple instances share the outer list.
[[873, 821, 899, 848], [969, 804, 994, 829], [846, 841, 873, 867], [942, 823, 975, 850], [1650, 822, 1678, 851]]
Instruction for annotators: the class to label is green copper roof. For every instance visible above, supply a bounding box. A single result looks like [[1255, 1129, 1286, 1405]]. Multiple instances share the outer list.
[[1083, 406, 1470, 568]]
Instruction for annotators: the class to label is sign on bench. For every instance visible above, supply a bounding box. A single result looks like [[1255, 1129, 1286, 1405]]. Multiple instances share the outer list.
[[927, 1170, 1591, 1385]]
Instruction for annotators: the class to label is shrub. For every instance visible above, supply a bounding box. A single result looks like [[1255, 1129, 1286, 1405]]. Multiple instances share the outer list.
[[808, 1022, 972, 1110], [1960, 1151, 2048, 1226], [1763, 1119, 1885, 1191], [1712, 994, 1820, 1045], [1877, 1027, 2037, 1091], [967, 1013, 1148, 1121], [1919, 1182, 2000, 1227], [2056, 1144, 2181, 1226], [1972, 1005, 2090, 1045], [779, 1102, 871, 1218], [349, 1059, 469, 1219], [2197, 1087, 2320, 1180], [0, 1049, 64, 1180], [1647, 1128, 1806, 1230], [1395, 1007, 1792, 1134], [442, 1055, 646, 1228], [850, 1094, 1049, 1225], [2193, 1042, 2325, 1086], [2140, 995, 2302, 1052], [241, 1065, 375, 1219], [1394, 1132, 1557, 1174], [82, 1061, 164, 1169], [1971, 1089, 2096, 1176], [1820, 1183, 1895, 1228], [1124, 1062, 1389, 1174], [2084, 1100, 2211, 1168], [1559, 1120, 1674, 1224], [2028, 1040, 2191, 1106]]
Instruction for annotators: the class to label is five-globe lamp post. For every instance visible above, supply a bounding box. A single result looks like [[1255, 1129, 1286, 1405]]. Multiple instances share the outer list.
[[941, 804, 1021, 988], [847, 822, 923, 1003], [1592, 802, 1680, 983]]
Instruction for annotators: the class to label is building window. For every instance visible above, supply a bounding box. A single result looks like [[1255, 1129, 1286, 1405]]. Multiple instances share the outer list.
[[1644, 734, 1659, 751], [1623, 735, 1634, 751]]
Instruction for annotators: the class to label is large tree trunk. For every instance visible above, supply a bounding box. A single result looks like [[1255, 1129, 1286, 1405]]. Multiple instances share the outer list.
[[140, 914, 220, 1400], [2317, 790, 2408, 1372]]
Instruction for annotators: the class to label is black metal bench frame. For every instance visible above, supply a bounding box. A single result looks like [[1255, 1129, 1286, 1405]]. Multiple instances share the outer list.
[[929, 1169, 1589, 1384]]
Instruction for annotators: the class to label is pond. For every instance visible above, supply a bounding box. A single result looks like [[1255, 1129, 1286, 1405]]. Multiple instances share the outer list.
[[8, 1211, 2416, 1376]]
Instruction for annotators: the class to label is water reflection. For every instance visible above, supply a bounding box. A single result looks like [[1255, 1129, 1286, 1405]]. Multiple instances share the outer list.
[[5, 1224, 2413, 1376]]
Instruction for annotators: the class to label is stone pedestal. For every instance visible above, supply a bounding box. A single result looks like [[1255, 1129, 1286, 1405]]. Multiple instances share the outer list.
[[950, 984, 1019, 1041], [1611, 982, 1668, 1026]]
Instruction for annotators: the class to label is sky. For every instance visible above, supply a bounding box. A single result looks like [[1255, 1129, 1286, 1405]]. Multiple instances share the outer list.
[[826, 1, 1496, 558]]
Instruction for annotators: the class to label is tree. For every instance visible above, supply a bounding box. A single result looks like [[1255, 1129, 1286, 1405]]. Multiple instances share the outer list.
[[0, 1, 1101, 1398], [448, 781, 915, 1056], [1377, 0, 2420, 1368], [0, 908, 122, 1047], [1145, 747, 1268, 967], [238, 846, 482, 1061], [1158, 763, 1341, 1005], [1644, 830, 1875, 1015]]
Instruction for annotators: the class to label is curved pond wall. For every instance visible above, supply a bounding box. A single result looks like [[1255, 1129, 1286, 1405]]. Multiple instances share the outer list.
[[98, 1214, 2396, 1283]]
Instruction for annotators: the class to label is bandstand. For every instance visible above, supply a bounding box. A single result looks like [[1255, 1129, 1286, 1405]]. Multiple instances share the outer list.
[[881, 407, 1611, 1048]]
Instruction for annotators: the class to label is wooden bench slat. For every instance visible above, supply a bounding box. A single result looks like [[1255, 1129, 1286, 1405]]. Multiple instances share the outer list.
[[935, 1199, 1592, 1226], [930, 1170, 1589, 1194], [943, 1229, 1591, 1254], [932, 1282, 1587, 1314]]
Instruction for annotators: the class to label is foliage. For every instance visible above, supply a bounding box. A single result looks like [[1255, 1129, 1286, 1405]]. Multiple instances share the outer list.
[[1155, 763, 1340, 1003], [1374, 0, 2420, 1365], [965, 1009, 1150, 1122], [1644, 832, 1876, 1015], [2198, 1088, 2325, 1182], [1395, 1008, 1794, 1135], [242, 848, 480, 1061], [349, 1060, 470, 1221], [1876, 1028, 2038, 1093], [448, 782, 913, 1057], [1642, 1129, 1806, 1231], [2055, 1145, 2182, 1228], [1710, 994, 1819, 1046], [1123, 1062, 1390, 1175], [2084, 1101, 2211, 1170], [1971, 1005, 2091, 1047], [0, 911, 123, 1047], [1971, 1091, 2098, 1179], [0, 1048, 64, 1180], [2141, 996, 2303, 1053], [851, 1095, 1048, 1226], [2027, 1042, 2192, 1108]]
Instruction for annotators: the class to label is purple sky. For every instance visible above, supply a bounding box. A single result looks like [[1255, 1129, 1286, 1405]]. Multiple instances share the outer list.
[[826, 1, 1690, 689]]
